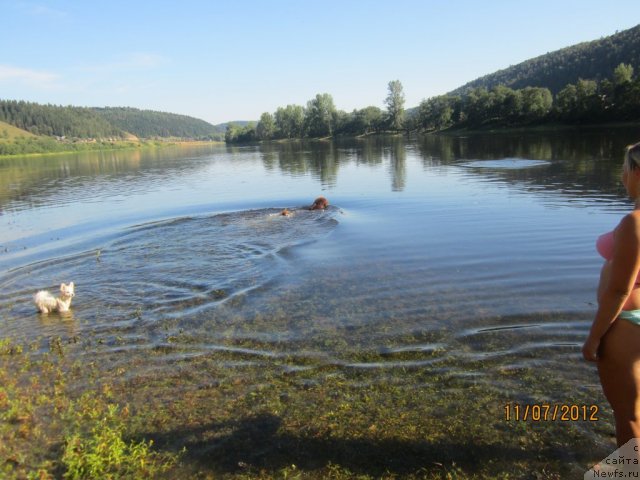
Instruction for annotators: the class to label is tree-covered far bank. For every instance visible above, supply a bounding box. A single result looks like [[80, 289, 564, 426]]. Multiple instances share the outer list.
[[225, 81, 406, 143], [226, 62, 640, 145], [413, 63, 640, 132], [227, 25, 640, 143], [0, 100, 225, 141]]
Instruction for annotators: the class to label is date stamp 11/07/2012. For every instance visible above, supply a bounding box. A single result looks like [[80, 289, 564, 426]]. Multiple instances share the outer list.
[[504, 403, 599, 422]]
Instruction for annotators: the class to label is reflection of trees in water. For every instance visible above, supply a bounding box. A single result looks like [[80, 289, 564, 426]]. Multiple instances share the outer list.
[[387, 136, 406, 192], [258, 140, 340, 187], [352, 137, 386, 167], [258, 136, 406, 191], [416, 127, 640, 201], [4, 129, 640, 211], [307, 142, 339, 188], [258, 145, 278, 172], [0, 145, 218, 211]]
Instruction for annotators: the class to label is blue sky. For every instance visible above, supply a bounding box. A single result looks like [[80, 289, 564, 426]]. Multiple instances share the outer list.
[[1, 0, 639, 125]]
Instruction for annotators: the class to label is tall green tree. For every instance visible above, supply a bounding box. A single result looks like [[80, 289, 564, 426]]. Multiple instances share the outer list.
[[555, 84, 578, 117], [385, 80, 405, 130], [520, 87, 553, 120], [225, 123, 242, 143], [614, 63, 634, 85], [418, 95, 456, 130], [555, 79, 599, 121], [225, 122, 256, 143], [357, 106, 384, 134], [275, 105, 305, 138], [256, 112, 275, 140], [305, 93, 336, 137]]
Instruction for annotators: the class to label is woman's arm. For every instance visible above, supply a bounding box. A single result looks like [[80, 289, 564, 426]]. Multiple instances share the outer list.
[[583, 213, 640, 361]]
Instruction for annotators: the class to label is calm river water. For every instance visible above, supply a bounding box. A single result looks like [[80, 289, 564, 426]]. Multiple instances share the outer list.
[[1, 129, 640, 473]]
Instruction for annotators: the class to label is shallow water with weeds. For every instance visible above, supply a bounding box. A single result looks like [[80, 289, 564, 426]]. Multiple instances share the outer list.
[[1, 130, 639, 478]]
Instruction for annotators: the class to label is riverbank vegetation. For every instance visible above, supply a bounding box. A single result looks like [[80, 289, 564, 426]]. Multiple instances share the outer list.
[[0, 135, 141, 157], [414, 63, 640, 132], [226, 61, 640, 145], [225, 81, 406, 143], [227, 25, 640, 143], [0, 101, 225, 156]]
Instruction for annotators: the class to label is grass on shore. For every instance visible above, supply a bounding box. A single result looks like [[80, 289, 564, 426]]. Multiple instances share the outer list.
[[0, 138, 223, 159], [0, 120, 36, 141], [0, 333, 616, 480], [0, 120, 224, 158]]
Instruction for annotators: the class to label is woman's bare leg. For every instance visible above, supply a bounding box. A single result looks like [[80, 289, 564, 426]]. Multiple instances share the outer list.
[[598, 319, 640, 446]]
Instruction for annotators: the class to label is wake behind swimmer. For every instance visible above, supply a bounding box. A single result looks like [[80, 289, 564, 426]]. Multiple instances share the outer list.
[[280, 196, 329, 217]]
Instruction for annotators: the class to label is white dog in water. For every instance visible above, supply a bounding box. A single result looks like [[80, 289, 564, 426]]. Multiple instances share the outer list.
[[34, 282, 75, 314]]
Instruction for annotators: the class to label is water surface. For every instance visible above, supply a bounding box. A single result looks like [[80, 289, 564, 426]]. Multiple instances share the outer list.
[[1, 129, 639, 470]]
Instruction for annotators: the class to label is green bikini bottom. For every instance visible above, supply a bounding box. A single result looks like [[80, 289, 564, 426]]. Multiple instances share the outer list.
[[619, 310, 640, 325]]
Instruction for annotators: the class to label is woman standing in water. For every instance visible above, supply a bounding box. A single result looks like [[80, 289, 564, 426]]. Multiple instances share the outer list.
[[584, 142, 640, 446]]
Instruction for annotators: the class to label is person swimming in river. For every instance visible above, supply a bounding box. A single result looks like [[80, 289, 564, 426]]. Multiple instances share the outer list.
[[279, 197, 329, 216], [308, 196, 329, 210]]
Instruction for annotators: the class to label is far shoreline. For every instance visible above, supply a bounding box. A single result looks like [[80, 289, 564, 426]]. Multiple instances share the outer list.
[[426, 120, 640, 136], [0, 139, 224, 160], [10, 123, 637, 155], [225, 122, 640, 146]]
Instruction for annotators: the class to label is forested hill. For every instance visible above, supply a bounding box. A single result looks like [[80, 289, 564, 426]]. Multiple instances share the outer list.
[[0, 100, 124, 138], [450, 24, 640, 95], [93, 107, 221, 139], [0, 100, 222, 140]]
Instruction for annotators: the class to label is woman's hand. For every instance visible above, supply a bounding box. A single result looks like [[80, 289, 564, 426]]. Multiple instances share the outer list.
[[582, 335, 600, 362]]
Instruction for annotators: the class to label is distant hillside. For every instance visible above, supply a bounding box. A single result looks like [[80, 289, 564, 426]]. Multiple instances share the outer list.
[[450, 24, 640, 95], [0, 100, 124, 138], [0, 100, 223, 141], [0, 120, 35, 141], [93, 107, 221, 140]]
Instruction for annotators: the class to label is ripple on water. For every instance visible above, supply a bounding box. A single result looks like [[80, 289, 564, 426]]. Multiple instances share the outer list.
[[459, 158, 551, 169], [0, 206, 339, 344]]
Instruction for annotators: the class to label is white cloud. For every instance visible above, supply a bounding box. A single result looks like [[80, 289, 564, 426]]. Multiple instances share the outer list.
[[0, 65, 60, 88]]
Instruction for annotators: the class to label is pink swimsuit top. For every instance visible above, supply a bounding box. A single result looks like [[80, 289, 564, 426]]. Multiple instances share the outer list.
[[597, 230, 640, 285], [596, 231, 614, 260]]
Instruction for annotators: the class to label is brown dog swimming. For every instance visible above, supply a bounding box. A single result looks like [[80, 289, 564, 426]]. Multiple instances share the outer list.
[[309, 196, 329, 210]]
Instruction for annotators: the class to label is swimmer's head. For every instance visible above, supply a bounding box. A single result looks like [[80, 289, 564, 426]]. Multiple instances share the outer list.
[[309, 196, 329, 210], [623, 142, 640, 201], [626, 142, 640, 171]]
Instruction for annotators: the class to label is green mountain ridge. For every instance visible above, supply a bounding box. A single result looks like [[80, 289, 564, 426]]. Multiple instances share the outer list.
[[92, 107, 224, 139], [0, 100, 225, 141], [449, 24, 640, 96]]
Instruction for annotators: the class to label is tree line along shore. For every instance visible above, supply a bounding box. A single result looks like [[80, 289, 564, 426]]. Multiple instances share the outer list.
[[226, 63, 640, 144], [223, 23, 640, 141], [1, 63, 638, 157]]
